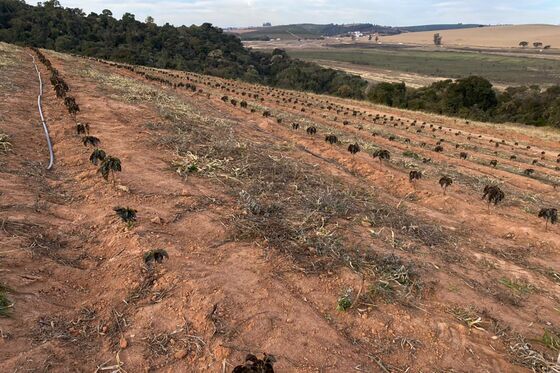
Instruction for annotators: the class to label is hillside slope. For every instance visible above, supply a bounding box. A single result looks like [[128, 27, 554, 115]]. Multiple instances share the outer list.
[[1, 43, 560, 372]]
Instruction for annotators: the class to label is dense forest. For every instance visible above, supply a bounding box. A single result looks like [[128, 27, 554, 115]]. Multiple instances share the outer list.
[[368, 77, 560, 127], [0, 0, 367, 98]]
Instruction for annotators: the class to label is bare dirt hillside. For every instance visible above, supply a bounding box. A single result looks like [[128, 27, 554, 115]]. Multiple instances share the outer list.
[[1, 42, 560, 372], [382, 24, 560, 49]]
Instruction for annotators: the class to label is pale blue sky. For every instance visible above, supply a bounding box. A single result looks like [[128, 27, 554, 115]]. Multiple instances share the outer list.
[[58, 0, 560, 28]]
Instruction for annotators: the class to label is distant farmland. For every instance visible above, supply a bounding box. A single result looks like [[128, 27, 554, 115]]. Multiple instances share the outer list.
[[382, 24, 560, 49], [287, 47, 560, 86], [231, 23, 484, 41]]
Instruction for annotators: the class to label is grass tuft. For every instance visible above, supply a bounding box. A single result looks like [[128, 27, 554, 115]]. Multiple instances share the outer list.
[[510, 340, 560, 372], [540, 329, 560, 351], [0, 284, 13, 317], [499, 277, 535, 296], [449, 306, 484, 330], [336, 290, 353, 312], [172, 151, 232, 179], [366, 254, 423, 304], [0, 133, 12, 153], [402, 150, 421, 160]]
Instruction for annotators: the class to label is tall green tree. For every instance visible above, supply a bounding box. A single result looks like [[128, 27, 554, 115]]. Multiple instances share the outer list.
[[0, 0, 366, 98]]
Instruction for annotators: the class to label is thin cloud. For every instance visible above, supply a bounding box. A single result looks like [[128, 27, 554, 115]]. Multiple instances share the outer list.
[[58, 0, 560, 27]]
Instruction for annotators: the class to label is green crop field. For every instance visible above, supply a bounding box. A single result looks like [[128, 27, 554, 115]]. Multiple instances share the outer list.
[[288, 48, 560, 86], [239, 24, 323, 40]]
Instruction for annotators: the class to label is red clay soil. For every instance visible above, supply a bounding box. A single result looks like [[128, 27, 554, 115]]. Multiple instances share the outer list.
[[1, 43, 559, 372]]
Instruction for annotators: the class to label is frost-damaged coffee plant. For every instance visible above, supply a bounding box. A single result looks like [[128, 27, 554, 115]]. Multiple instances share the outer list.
[[0, 134, 12, 153]]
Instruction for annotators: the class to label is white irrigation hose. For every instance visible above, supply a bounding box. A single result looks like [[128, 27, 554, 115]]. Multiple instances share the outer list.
[[28, 52, 54, 170]]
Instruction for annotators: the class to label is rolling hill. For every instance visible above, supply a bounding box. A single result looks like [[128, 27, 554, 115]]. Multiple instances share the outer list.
[[382, 24, 560, 48], [233, 23, 484, 40]]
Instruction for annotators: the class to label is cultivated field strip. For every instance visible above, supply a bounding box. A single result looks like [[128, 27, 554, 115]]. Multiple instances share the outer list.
[[2, 46, 558, 372], [84, 51, 559, 347], [121, 63, 560, 199]]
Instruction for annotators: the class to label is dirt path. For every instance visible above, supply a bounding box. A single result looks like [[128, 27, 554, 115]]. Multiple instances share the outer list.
[[314, 59, 448, 88]]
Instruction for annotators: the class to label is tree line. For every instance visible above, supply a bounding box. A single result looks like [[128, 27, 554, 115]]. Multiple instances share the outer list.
[[368, 77, 560, 127], [2, 0, 559, 127], [0, 0, 367, 98]]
